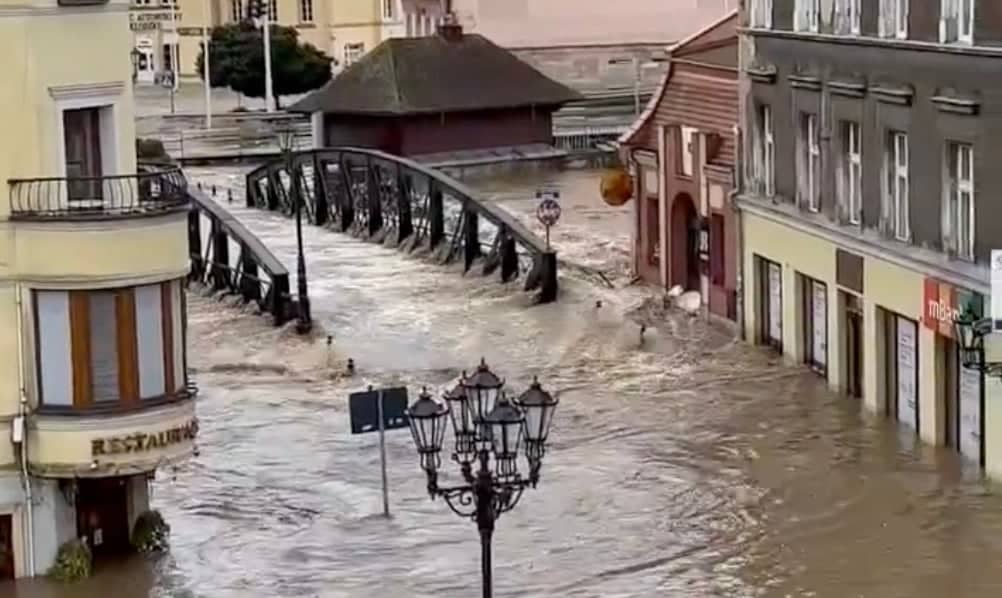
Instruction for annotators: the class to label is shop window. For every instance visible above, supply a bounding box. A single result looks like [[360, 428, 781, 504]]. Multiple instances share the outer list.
[[756, 255, 782, 351], [35, 280, 187, 412], [800, 275, 828, 375]]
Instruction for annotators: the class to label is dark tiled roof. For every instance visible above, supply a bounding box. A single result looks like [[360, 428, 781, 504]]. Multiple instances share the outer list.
[[289, 33, 582, 115]]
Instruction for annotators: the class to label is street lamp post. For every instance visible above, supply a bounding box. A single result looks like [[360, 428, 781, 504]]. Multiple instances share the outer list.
[[275, 124, 311, 333], [955, 311, 1002, 378], [406, 359, 559, 598]]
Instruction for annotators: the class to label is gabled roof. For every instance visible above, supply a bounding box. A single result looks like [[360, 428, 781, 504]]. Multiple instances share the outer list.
[[290, 33, 583, 115], [618, 10, 738, 147]]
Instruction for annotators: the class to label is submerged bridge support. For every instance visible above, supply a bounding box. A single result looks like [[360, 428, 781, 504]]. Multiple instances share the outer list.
[[245, 148, 558, 303]]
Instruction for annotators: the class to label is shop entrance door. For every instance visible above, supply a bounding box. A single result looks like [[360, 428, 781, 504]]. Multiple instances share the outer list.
[[77, 477, 131, 559], [844, 292, 863, 399], [0, 514, 14, 580]]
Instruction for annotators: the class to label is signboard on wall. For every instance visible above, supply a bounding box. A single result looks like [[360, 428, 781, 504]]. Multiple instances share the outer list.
[[923, 277, 983, 338], [811, 281, 827, 369], [959, 366, 982, 463], [896, 317, 919, 433], [767, 262, 782, 345]]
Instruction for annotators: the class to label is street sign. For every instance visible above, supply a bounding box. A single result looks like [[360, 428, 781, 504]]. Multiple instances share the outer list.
[[348, 386, 409, 434], [348, 386, 409, 517], [535, 189, 561, 250]]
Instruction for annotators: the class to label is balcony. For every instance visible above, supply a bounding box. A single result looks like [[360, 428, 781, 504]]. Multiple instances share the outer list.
[[7, 166, 189, 221]]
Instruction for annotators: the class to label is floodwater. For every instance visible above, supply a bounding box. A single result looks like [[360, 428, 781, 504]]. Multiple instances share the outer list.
[[9, 166, 1002, 598]]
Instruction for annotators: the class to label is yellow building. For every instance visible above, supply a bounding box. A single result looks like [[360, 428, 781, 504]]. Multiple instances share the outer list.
[[1, 0, 196, 579], [129, 0, 440, 82]]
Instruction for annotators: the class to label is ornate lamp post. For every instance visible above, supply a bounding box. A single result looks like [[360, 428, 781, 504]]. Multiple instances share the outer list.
[[275, 124, 311, 333], [954, 310, 1002, 377], [406, 359, 559, 598]]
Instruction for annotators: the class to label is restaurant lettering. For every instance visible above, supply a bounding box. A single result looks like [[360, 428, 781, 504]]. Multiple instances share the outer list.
[[129, 11, 182, 31], [91, 419, 198, 457]]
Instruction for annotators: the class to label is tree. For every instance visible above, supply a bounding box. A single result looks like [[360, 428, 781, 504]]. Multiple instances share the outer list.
[[195, 21, 333, 107]]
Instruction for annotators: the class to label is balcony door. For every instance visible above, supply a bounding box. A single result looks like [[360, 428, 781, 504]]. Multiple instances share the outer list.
[[63, 107, 103, 203]]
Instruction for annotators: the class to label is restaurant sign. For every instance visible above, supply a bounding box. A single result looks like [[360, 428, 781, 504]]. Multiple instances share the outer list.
[[91, 418, 198, 457], [923, 278, 983, 338]]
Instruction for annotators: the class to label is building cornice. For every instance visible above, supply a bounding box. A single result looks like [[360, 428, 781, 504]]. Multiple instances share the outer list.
[[740, 27, 1002, 59], [0, 2, 128, 17], [12, 268, 189, 288], [48, 81, 125, 102], [736, 194, 990, 294]]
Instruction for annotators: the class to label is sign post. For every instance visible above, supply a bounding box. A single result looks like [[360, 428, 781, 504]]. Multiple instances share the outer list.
[[348, 386, 409, 518], [376, 389, 389, 517]]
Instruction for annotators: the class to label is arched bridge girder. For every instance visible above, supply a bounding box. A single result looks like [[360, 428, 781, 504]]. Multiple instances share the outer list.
[[245, 148, 558, 303]]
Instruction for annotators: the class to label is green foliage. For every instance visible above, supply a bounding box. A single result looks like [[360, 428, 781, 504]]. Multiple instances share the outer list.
[[47, 539, 92, 583], [135, 138, 170, 162], [195, 22, 333, 104], [131, 509, 172, 553]]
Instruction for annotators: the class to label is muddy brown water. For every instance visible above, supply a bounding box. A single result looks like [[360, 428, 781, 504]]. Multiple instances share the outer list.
[[8, 168, 1002, 598]]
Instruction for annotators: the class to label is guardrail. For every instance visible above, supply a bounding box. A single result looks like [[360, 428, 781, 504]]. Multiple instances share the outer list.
[[245, 147, 559, 303], [7, 167, 189, 219], [187, 184, 294, 326]]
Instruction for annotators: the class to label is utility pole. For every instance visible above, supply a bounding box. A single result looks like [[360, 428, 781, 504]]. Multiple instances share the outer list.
[[202, 0, 212, 129], [264, 8, 275, 112]]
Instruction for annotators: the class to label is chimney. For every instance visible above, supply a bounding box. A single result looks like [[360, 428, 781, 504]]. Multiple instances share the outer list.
[[436, 11, 463, 41]]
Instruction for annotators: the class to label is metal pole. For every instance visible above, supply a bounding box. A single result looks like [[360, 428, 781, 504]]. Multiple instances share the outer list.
[[633, 56, 641, 116], [263, 11, 275, 112], [170, 0, 179, 96], [475, 451, 494, 598], [202, 0, 212, 129], [292, 147, 311, 333], [377, 390, 390, 517]]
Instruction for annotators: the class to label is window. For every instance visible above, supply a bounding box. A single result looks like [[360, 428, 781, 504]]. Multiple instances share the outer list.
[[299, 0, 313, 22], [344, 42, 365, 66], [839, 121, 862, 224], [268, 0, 277, 20], [801, 275, 828, 375], [794, 0, 820, 32], [231, 0, 243, 19], [679, 126, 697, 177], [879, 0, 908, 39], [34, 281, 187, 411], [751, 105, 775, 197], [749, 0, 772, 28], [941, 0, 974, 44], [757, 256, 783, 351], [885, 131, 910, 241], [63, 108, 103, 203], [946, 142, 975, 260], [382, 0, 395, 20], [835, 0, 861, 34], [798, 113, 820, 212]]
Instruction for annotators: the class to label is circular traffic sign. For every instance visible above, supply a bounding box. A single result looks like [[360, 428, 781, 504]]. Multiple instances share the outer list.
[[536, 196, 561, 228]]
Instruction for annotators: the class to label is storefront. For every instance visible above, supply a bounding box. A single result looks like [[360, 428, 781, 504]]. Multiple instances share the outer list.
[[924, 278, 985, 465], [756, 255, 783, 352]]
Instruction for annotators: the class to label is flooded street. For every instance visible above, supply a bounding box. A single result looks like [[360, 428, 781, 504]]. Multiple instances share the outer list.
[[11, 166, 1002, 598]]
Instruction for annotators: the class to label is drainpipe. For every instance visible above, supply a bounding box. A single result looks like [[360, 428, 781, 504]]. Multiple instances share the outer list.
[[731, 123, 745, 340], [14, 286, 36, 577]]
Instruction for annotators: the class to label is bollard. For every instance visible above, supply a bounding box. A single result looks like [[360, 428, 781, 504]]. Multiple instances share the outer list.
[[212, 185, 217, 196], [228, 189, 233, 203]]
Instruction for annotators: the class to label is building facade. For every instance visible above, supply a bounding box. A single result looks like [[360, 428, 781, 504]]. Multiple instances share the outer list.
[[739, 0, 1002, 474], [2, 0, 196, 578], [619, 12, 740, 322], [129, 0, 443, 83]]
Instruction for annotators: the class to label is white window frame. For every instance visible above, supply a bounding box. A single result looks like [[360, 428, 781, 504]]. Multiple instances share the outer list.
[[299, 0, 314, 22], [680, 126, 697, 177], [840, 121, 862, 225], [344, 42, 365, 66], [382, 0, 396, 20], [835, 0, 861, 34], [755, 105, 775, 197], [49, 83, 124, 182], [799, 113, 821, 212], [795, 0, 820, 33], [886, 131, 910, 241], [880, 0, 909, 39], [750, 0, 773, 28], [267, 0, 277, 21], [946, 142, 975, 260], [940, 0, 974, 44]]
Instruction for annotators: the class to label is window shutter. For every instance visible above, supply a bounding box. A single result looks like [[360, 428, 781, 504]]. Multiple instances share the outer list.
[[136, 284, 166, 399], [86, 291, 120, 403], [36, 291, 74, 407]]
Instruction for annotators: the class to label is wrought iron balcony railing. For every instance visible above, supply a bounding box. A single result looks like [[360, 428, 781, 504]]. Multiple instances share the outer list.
[[8, 166, 190, 219]]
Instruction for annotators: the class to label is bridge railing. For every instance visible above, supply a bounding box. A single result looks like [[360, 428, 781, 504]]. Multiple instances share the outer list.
[[245, 147, 558, 303], [186, 183, 293, 326]]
